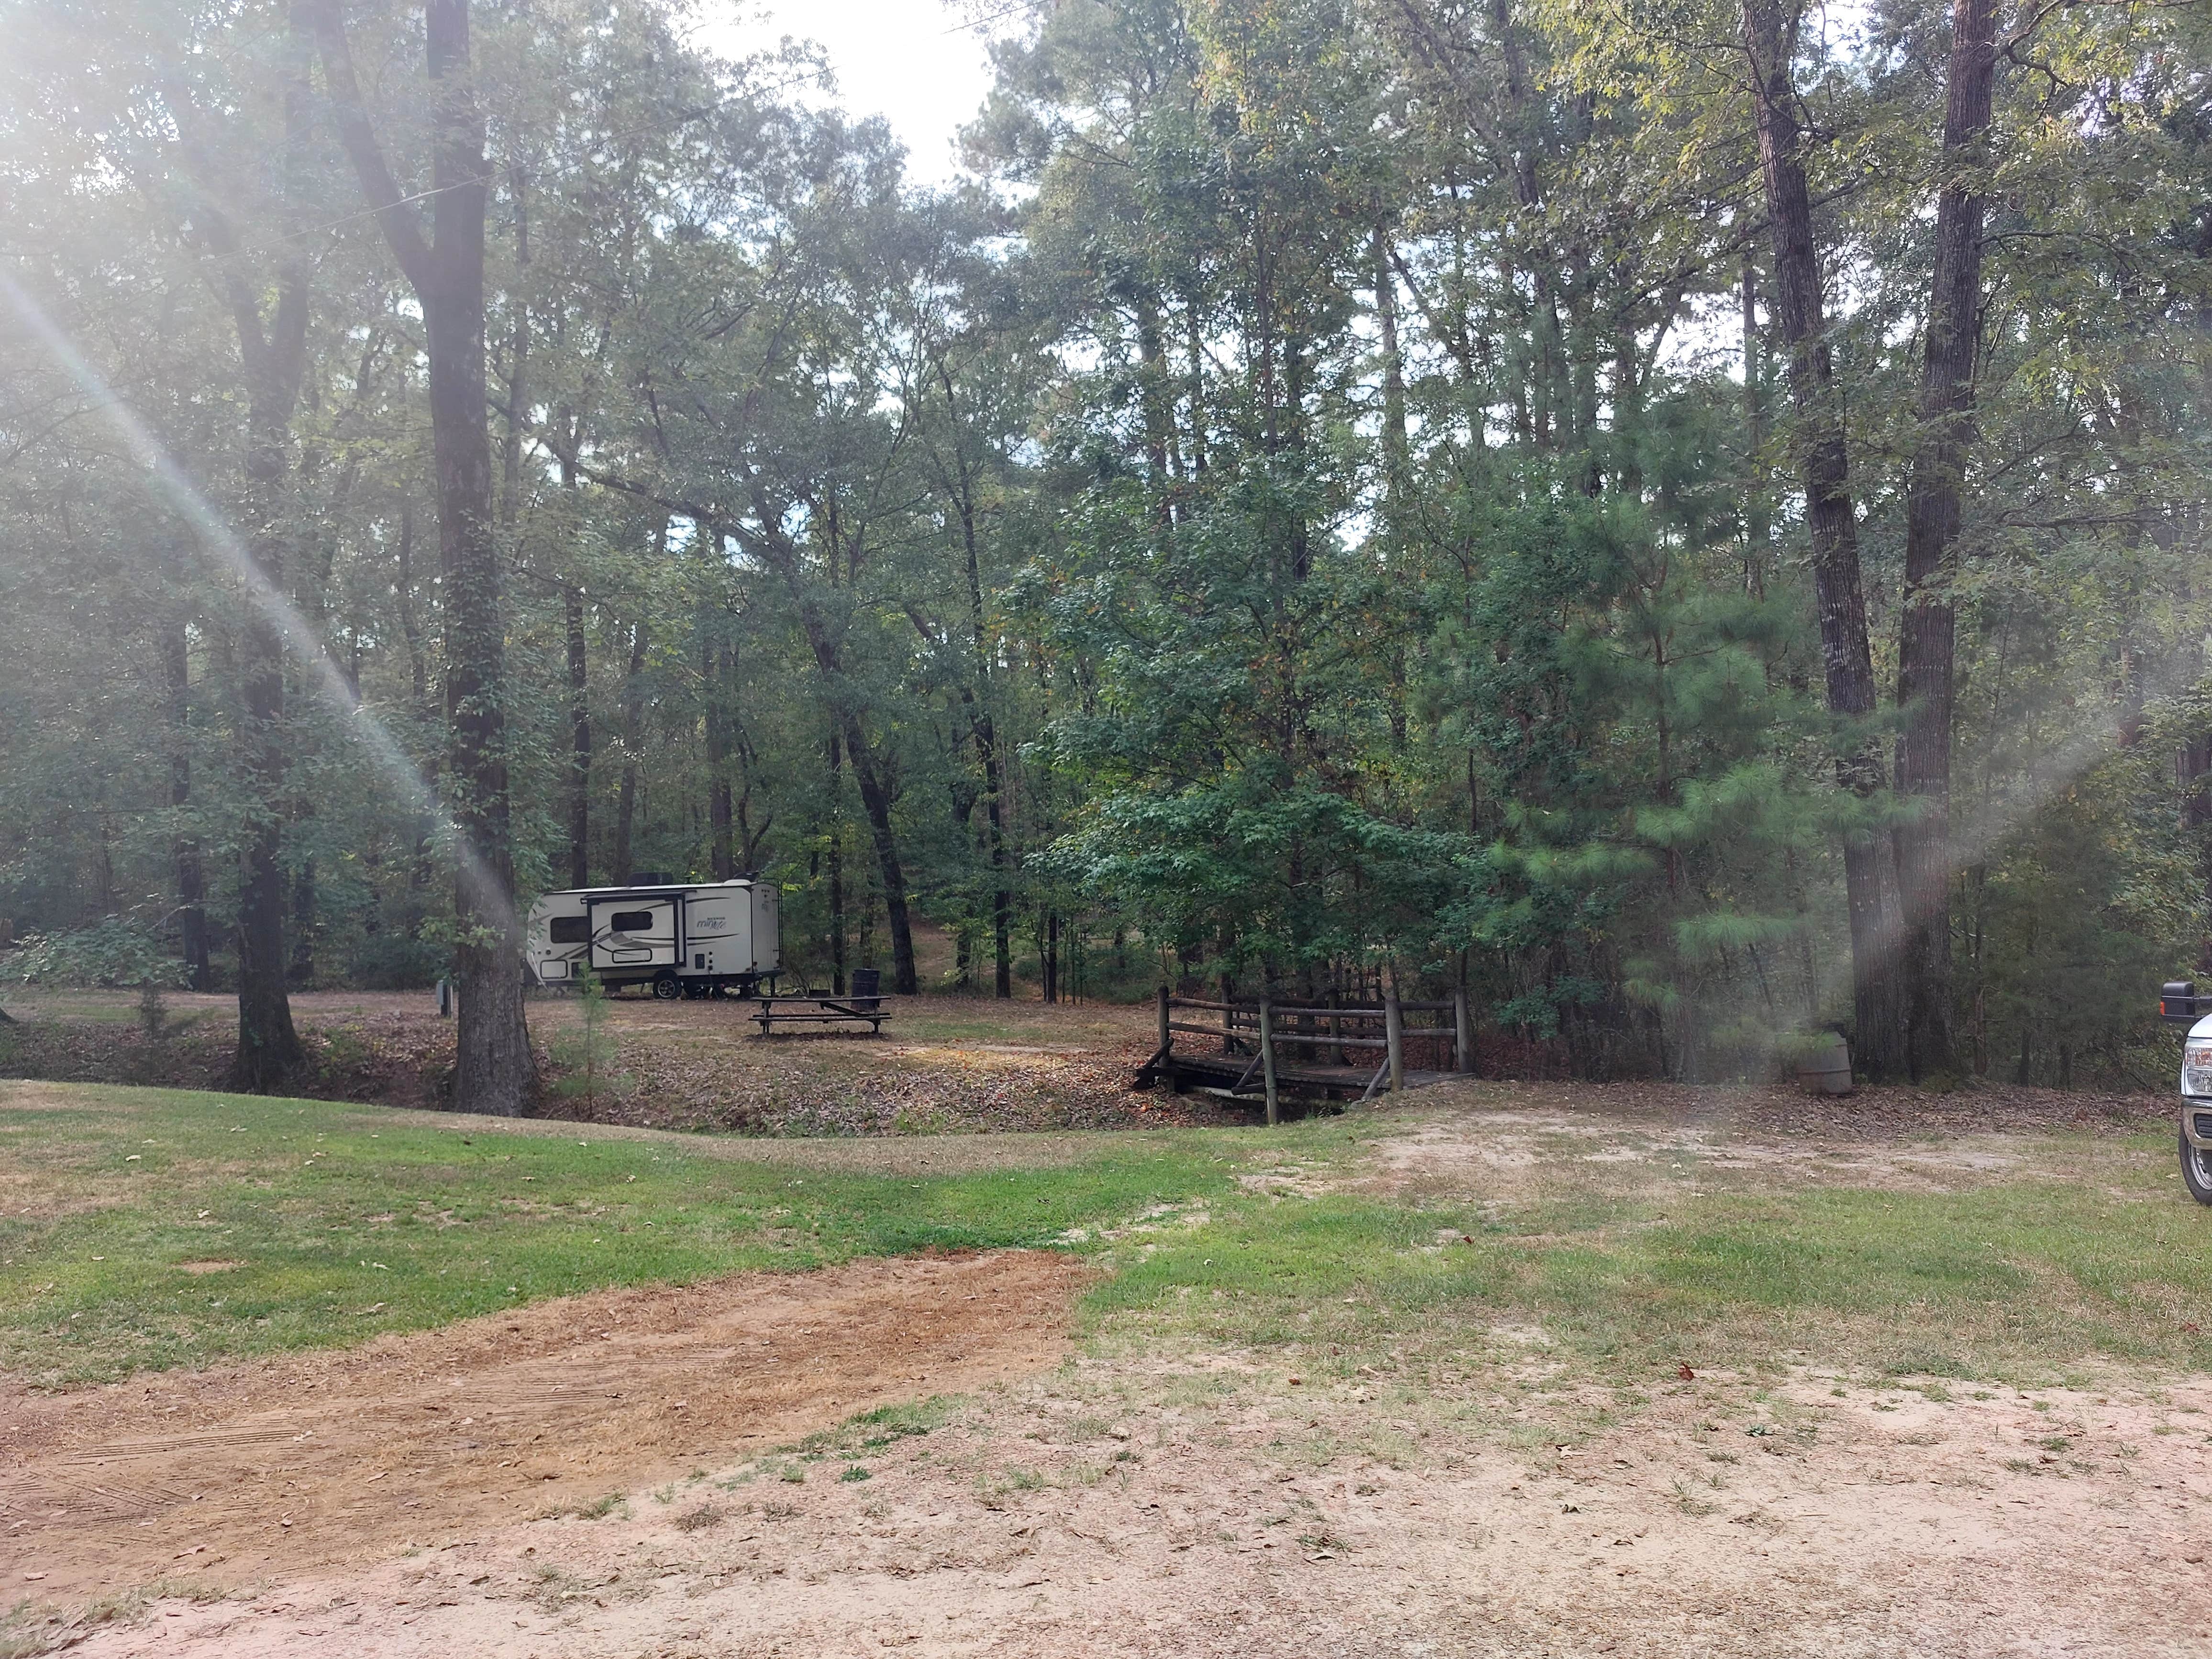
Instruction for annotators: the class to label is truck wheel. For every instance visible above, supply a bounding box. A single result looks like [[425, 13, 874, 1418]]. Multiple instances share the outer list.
[[2181, 1126, 2212, 1206], [652, 971, 682, 1001]]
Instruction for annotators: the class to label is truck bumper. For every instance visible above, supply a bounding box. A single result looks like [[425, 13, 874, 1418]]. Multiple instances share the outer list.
[[2184, 1103, 2212, 1149]]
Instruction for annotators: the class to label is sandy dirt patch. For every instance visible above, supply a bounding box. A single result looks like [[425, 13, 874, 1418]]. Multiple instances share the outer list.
[[0, 1250, 1085, 1609], [1356, 1079, 2167, 1205], [36, 1360, 2212, 1658]]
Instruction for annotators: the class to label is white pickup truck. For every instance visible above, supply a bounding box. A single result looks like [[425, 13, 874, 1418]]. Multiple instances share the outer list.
[[2161, 981, 2212, 1204]]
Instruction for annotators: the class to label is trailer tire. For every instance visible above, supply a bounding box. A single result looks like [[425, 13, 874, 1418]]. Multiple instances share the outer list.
[[652, 971, 682, 1001], [2182, 1126, 2212, 1207]]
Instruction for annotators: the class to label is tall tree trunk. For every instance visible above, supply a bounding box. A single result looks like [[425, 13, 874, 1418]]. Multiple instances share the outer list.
[[1135, 294, 1173, 527], [161, 613, 211, 991], [1612, 317, 1645, 498], [232, 426, 304, 1090], [1742, 0, 1905, 1077], [319, 0, 533, 1114], [396, 501, 428, 711], [288, 853, 316, 989], [705, 623, 733, 881], [1373, 218, 1409, 501], [565, 584, 590, 887], [498, 168, 528, 527], [755, 512, 920, 995], [614, 618, 647, 882], [827, 734, 847, 995], [934, 356, 1013, 998], [173, 10, 314, 1091], [1741, 253, 1772, 595], [988, 748, 1011, 1000], [841, 718, 918, 994], [1892, 0, 1998, 1082]]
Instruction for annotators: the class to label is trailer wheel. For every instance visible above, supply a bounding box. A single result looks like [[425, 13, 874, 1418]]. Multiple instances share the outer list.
[[2182, 1126, 2212, 1207], [652, 971, 682, 1001]]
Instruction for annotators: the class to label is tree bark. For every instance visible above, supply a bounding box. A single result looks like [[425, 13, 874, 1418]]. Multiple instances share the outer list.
[[565, 583, 590, 888], [705, 624, 733, 881], [168, 10, 314, 1089], [841, 718, 918, 994], [288, 852, 316, 989], [1741, 253, 1771, 594], [318, 0, 533, 1114], [1742, 0, 1905, 1077], [1373, 219, 1409, 501], [827, 734, 847, 995], [1892, 0, 1997, 1081], [934, 357, 1012, 997], [161, 611, 211, 991], [614, 617, 648, 883], [748, 507, 920, 995]]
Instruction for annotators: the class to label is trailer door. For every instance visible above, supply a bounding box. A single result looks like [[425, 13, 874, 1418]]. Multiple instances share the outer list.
[[751, 882, 780, 970], [589, 898, 678, 970], [682, 891, 750, 974]]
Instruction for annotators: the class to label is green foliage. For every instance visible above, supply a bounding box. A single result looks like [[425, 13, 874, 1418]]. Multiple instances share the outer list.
[[7, 920, 188, 991], [0, 0, 2203, 1079], [547, 970, 628, 1114]]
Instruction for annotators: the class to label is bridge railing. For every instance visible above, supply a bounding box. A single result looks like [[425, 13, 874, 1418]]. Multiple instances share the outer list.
[[1138, 988, 1473, 1123]]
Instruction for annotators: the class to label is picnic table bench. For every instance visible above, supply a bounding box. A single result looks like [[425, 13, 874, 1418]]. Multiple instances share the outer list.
[[748, 978, 890, 1036]]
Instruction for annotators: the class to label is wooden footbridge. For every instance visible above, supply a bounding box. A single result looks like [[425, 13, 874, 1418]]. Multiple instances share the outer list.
[[1134, 988, 1472, 1122]]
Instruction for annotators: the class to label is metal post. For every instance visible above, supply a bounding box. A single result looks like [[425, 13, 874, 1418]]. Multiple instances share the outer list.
[[1384, 988, 1404, 1093], [1454, 987, 1473, 1074], [1259, 998, 1280, 1125]]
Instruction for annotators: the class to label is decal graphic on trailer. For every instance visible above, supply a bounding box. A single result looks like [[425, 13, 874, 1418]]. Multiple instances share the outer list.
[[590, 899, 677, 970]]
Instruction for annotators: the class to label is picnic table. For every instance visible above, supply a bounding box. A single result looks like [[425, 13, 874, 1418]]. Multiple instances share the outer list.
[[748, 978, 890, 1036]]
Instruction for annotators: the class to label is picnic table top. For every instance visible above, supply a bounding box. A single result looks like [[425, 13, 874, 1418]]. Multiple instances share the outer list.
[[747, 994, 892, 1025]]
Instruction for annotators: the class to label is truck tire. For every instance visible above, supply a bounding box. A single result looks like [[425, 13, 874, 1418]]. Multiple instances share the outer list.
[[652, 970, 682, 1001], [2181, 1125, 2212, 1206]]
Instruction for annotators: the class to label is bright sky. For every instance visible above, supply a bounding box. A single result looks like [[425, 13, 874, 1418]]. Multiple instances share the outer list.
[[693, 2, 1008, 185]]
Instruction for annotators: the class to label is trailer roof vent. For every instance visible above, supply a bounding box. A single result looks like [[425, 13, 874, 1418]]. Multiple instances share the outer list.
[[625, 871, 675, 887]]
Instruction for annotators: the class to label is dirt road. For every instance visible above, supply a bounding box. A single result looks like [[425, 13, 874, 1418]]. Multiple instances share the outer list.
[[2, 1251, 1084, 1606], [30, 1358, 2212, 1659]]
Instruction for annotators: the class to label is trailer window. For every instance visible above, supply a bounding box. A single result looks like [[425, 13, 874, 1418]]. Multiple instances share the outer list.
[[548, 916, 589, 944], [608, 910, 655, 932]]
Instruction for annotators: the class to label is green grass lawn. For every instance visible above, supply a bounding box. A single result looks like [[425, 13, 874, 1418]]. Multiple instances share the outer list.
[[0, 1081, 1270, 1387], [5, 1079, 2210, 1394], [1098, 1139, 2212, 1385]]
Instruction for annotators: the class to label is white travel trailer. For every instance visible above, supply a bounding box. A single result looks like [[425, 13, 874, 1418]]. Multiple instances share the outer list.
[[524, 877, 780, 999]]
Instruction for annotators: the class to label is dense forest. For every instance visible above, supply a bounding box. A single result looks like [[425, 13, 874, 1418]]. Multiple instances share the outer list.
[[0, 0, 2207, 1103]]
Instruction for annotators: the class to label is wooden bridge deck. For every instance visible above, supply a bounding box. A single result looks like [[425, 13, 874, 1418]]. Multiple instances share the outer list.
[[1147, 1049, 1453, 1105]]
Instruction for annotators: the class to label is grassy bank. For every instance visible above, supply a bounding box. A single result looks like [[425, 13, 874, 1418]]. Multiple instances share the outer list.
[[5, 1080, 2208, 1395], [1093, 1133, 2212, 1385], [0, 988, 1183, 1134], [0, 1081, 1268, 1387]]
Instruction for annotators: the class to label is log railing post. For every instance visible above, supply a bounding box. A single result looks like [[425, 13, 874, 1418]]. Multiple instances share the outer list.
[[1157, 984, 1171, 1060], [1384, 988, 1404, 1093], [1259, 998, 1280, 1125], [1454, 987, 1473, 1074]]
